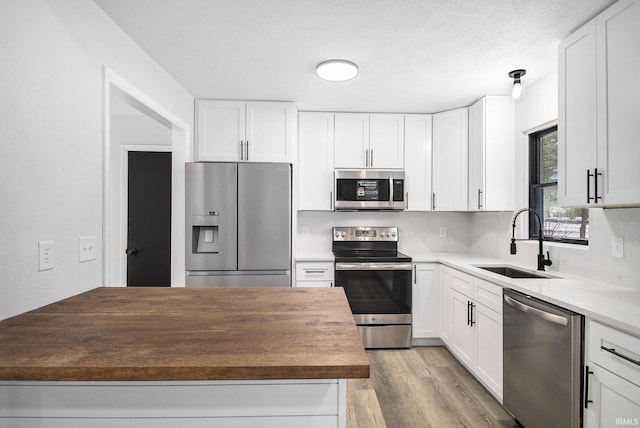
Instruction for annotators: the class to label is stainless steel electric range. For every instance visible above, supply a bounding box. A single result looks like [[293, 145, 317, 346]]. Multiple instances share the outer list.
[[332, 226, 412, 349]]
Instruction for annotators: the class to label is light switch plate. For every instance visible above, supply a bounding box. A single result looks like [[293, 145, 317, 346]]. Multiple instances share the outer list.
[[38, 240, 54, 271], [611, 236, 624, 258], [78, 236, 97, 262]]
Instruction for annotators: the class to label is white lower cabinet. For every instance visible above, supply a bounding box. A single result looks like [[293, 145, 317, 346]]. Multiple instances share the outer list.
[[441, 266, 503, 401], [585, 319, 640, 428], [295, 261, 334, 287], [411, 263, 440, 340]]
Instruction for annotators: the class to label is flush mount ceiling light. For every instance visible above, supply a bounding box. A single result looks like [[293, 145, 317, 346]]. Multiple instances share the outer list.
[[315, 59, 359, 82], [509, 69, 526, 100]]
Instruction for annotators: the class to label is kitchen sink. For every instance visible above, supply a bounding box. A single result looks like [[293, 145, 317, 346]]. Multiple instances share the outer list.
[[475, 265, 558, 279]]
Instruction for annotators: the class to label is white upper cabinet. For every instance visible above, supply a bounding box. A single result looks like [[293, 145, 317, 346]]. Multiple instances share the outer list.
[[297, 112, 334, 211], [404, 114, 433, 211], [334, 113, 404, 169], [432, 107, 469, 211], [196, 100, 296, 163], [559, 0, 640, 207], [369, 114, 405, 169], [596, 0, 640, 205], [468, 96, 515, 211], [334, 113, 369, 169]]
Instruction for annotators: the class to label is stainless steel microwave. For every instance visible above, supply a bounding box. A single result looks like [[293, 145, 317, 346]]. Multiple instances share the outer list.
[[334, 170, 406, 210]]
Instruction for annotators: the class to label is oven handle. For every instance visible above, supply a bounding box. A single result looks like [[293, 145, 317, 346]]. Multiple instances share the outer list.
[[335, 262, 413, 271]]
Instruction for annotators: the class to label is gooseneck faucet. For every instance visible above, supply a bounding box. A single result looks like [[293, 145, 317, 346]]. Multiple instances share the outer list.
[[511, 208, 552, 271]]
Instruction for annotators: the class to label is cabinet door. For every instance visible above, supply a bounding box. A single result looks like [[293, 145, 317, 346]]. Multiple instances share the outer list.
[[432, 108, 469, 211], [596, 0, 640, 205], [468, 98, 485, 211], [404, 114, 432, 211], [474, 303, 503, 400], [298, 112, 334, 210], [196, 100, 245, 162], [440, 267, 453, 344], [450, 289, 474, 367], [558, 21, 598, 206], [412, 263, 439, 339], [245, 101, 295, 163], [585, 363, 640, 428], [369, 114, 404, 169], [334, 113, 369, 168]]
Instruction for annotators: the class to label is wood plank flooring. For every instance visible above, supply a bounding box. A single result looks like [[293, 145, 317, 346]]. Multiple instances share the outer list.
[[347, 346, 518, 428]]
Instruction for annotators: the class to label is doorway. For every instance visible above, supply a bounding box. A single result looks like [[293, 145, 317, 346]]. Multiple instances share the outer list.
[[126, 151, 172, 286]]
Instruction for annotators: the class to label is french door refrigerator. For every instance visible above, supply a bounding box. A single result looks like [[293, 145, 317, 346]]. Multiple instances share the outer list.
[[185, 162, 291, 287]]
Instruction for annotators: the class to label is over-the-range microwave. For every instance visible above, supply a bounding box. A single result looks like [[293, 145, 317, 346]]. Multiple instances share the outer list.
[[334, 170, 406, 210]]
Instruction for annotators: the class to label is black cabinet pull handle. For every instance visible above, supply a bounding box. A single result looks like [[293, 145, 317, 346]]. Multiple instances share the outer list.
[[413, 265, 417, 284], [467, 301, 471, 326], [584, 365, 593, 408], [594, 168, 602, 202], [470, 302, 476, 326], [587, 169, 593, 203], [601, 345, 640, 366]]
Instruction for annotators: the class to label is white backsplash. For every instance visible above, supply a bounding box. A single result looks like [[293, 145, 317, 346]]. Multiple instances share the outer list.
[[297, 211, 472, 256]]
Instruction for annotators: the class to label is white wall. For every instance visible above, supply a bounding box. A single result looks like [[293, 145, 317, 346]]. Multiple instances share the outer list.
[[470, 73, 640, 290], [0, 0, 193, 320]]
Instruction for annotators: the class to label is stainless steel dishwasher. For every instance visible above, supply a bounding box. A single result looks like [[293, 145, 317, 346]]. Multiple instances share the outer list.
[[503, 289, 584, 428]]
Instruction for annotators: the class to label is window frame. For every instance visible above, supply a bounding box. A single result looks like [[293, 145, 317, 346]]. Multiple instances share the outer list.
[[528, 125, 588, 245]]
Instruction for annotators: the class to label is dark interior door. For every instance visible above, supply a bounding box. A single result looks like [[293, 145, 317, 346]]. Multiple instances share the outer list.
[[127, 151, 172, 286]]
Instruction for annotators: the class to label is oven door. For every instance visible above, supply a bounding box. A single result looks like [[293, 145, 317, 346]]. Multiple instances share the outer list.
[[334, 262, 412, 324]]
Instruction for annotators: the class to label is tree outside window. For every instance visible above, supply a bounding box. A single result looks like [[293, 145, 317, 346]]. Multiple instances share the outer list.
[[529, 126, 589, 244]]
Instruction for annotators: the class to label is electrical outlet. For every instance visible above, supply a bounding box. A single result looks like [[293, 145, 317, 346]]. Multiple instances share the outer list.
[[439, 227, 447, 238], [38, 240, 54, 271], [78, 236, 97, 262], [301, 226, 309, 237]]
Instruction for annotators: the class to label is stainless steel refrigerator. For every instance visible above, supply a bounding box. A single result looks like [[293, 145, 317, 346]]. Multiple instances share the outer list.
[[185, 162, 291, 287]]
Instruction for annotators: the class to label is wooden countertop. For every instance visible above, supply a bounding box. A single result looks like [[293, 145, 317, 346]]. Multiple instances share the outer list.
[[0, 287, 369, 381]]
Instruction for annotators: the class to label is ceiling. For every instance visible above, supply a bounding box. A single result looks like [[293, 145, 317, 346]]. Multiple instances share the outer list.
[[93, 0, 612, 113]]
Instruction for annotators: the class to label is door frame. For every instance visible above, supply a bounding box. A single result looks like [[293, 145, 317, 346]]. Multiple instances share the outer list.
[[103, 67, 191, 287]]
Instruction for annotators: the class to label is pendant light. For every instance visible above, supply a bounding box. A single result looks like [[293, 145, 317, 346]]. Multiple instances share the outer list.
[[509, 69, 526, 100]]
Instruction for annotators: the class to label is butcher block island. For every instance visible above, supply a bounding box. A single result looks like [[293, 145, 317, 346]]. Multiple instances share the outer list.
[[0, 287, 369, 427]]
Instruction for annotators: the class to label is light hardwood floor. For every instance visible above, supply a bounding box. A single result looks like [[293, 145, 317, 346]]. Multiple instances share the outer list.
[[347, 346, 518, 428]]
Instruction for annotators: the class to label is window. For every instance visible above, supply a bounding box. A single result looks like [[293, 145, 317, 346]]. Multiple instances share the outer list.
[[529, 126, 589, 244]]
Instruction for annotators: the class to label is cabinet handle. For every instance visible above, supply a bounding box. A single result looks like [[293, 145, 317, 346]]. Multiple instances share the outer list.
[[594, 168, 602, 203], [432, 193, 436, 210], [584, 365, 594, 409], [304, 270, 327, 274], [413, 265, 417, 284], [246, 141, 249, 161], [601, 345, 640, 366], [587, 169, 593, 203], [467, 301, 471, 326], [365, 149, 369, 167], [470, 302, 476, 326], [240, 140, 244, 161], [370, 149, 374, 167], [406, 192, 409, 210], [330, 191, 333, 211], [477, 189, 483, 210]]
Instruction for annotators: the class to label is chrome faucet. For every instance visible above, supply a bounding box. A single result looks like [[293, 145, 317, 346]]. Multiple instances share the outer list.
[[511, 208, 552, 271]]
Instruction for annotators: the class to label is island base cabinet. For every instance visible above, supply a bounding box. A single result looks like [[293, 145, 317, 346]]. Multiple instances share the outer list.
[[0, 379, 348, 428], [585, 364, 640, 428]]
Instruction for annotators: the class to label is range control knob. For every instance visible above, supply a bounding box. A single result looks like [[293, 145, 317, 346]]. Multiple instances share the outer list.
[[391, 231, 397, 238]]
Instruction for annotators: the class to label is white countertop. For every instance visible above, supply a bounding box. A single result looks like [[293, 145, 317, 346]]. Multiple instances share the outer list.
[[296, 251, 640, 337]]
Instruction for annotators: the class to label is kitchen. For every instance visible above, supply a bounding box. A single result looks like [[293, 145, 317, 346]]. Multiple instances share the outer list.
[[1, 0, 640, 427]]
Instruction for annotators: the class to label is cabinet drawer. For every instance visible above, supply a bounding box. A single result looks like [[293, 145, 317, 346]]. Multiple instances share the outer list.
[[295, 262, 334, 281], [449, 269, 473, 298], [473, 278, 503, 314], [588, 320, 640, 387]]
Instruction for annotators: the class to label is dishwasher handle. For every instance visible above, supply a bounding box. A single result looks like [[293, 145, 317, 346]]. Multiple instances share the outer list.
[[504, 294, 569, 326]]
